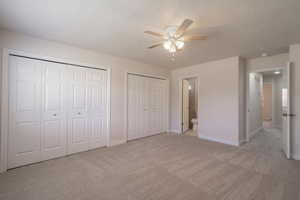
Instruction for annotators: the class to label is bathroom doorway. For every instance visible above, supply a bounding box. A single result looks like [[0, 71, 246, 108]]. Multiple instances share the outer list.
[[181, 77, 198, 136]]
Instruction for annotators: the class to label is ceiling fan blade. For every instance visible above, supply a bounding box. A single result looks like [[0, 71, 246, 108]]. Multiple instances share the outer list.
[[182, 35, 207, 41], [144, 31, 164, 38], [175, 19, 194, 37], [148, 43, 163, 49]]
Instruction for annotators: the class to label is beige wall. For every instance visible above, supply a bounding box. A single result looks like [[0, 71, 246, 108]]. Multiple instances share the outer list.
[[263, 75, 283, 128], [263, 83, 272, 121], [289, 44, 300, 159], [171, 57, 244, 146], [0, 30, 170, 149]]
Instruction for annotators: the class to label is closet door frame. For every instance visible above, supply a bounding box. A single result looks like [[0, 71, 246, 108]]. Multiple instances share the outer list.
[[0, 49, 111, 172], [125, 71, 169, 142]]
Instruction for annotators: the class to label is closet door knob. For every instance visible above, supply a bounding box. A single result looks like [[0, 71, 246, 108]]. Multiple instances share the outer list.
[[53, 113, 57, 116], [78, 112, 81, 115]]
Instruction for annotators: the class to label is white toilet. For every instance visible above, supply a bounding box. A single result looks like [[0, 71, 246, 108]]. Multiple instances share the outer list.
[[191, 118, 198, 131]]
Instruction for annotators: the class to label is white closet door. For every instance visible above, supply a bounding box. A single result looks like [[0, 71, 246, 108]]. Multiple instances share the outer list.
[[157, 79, 167, 133], [8, 56, 42, 168], [128, 74, 167, 140], [41, 62, 67, 160], [87, 69, 107, 149], [128, 75, 142, 140], [148, 78, 160, 136], [67, 67, 89, 154], [149, 79, 167, 135]]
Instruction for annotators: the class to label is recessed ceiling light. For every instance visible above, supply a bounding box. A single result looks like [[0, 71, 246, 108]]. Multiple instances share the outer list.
[[261, 53, 268, 57], [274, 71, 280, 74]]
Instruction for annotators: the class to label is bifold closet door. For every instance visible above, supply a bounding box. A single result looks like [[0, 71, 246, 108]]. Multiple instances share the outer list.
[[127, 74, 148, 140], [8, 56, 67, 168], [86, 68, 107, 150], [41, 62, 67, 161], [148, 78, 167, 135], [8, 56, 43, 168], [8, 55, 108, 168], [67, 67, 107, 154], [127, 74, 167, 141]]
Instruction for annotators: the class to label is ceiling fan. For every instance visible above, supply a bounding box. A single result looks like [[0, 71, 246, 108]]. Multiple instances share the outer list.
[[144, 19, 207, 53]]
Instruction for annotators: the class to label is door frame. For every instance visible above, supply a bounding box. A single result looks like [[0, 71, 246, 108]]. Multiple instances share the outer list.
[[178, 75, 199, 135], [0, 48, 111, 173], [124, 71, 170, 142], [246, 66, 283, 142]]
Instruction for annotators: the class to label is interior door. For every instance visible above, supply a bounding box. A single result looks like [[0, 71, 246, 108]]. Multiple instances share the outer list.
[[87, 69, 107, 149], [182, 80, 189, 133], [41, 62, 67, 160], [127, 74, 167, 140], [282, 63, 292, 159], [8, 56, 42, 168], [127, 74, 147, 140], [148, 78, 160, 135], [67, 67, 89, 154]]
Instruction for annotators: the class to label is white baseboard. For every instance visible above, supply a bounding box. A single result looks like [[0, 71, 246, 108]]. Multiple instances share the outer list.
[[249, 126, 263, 140], [198, 134, 239, 146], [292, 153, 300, 160], [109, 139, 127, 147], [168, 129, 181, 134], [239, 139, 247, 145]]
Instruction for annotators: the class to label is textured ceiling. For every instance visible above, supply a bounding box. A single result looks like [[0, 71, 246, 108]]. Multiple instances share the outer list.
[[0, 0, 299, 68]]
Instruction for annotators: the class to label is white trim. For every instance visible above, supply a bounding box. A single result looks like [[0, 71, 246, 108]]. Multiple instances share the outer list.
[[110, 139, 127, 146], [292, 154, 300, 160], [0, 48, 112, 173], [198, 134, 239, 146], [0, 49, 9, 173], [239, 139, 247, 145], [168, 129, 181, 134], [178, 75, 200, 135], [124, 71, 170, 142], [106, 68, 112, 147], [249, 126, 263, 140], [246, 66, 284, 142]]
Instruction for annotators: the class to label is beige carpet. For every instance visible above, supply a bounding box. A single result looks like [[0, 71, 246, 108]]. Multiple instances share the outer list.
[[0, 129, 300, 200]]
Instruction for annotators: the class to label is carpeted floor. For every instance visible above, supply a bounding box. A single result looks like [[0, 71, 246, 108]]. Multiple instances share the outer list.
[[0, 129, 300, 200]]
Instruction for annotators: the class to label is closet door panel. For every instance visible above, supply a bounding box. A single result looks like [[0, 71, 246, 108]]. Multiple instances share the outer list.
[[67, 67, 89, 154], [41, 62, 67, 160], [8, 56, 42, 168], [127, 75, 140, 140], [87, 69, 107, 149], [141, 77, 149, 137], [127, 75, 167, 140]]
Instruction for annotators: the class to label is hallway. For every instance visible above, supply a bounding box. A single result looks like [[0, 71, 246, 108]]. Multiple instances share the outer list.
[[242, 127, 283, 158]]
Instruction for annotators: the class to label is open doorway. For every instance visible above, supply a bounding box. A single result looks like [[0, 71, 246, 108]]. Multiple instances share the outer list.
[[181, 78, 198, 136], [261, 70, 283, 129], [247, 68, 291, 157]]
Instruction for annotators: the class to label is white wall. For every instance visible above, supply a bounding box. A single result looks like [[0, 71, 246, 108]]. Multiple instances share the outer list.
[[289, 44, 300, 159], [0, 30, 170, 148], [246, 53, 289, 72], [170, 57, 244, 146], [239, 58, 246, 142], [248, 73, 263, 136]]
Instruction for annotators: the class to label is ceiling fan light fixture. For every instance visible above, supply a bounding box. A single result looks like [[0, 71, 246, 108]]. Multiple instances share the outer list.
[[169, 43, 177, 53], [163, 40, 172, 50], [175, 40, 184, 49]]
